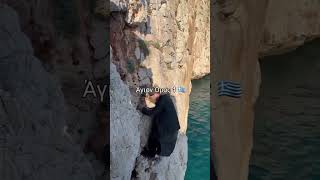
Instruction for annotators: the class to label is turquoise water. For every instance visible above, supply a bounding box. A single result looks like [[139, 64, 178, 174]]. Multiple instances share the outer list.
[[185, 76, 210, 180]]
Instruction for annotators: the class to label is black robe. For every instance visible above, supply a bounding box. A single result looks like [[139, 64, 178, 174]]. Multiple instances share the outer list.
[[142, 94, 180, 156]]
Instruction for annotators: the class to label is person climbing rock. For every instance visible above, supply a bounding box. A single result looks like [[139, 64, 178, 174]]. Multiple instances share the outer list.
[[138, 89, 180, 158]]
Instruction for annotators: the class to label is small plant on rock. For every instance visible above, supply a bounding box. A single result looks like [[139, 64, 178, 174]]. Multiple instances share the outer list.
[[138, 39, 150, 56], [127, 60, 135, 74], [153, 41, 161, 50]]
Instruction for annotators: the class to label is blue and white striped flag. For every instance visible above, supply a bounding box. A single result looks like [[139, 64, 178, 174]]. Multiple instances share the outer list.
[[218, 80, 242, 98], [177, 86, 186, 93]]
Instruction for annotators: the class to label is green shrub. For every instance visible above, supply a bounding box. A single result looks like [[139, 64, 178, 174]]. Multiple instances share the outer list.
[[153, 41, 161, 50], [147, 40, 162, 50], [127, 60, 135, 73], [138, 39, 162, 55], [138, 39, 150, 56]]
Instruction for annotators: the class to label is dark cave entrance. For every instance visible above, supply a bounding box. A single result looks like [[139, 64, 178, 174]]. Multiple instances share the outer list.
[[249, 39, 320, 180]]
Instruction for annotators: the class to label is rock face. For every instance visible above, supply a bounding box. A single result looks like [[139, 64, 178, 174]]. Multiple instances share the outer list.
[[110, 60, 188, 180], [212, 1, 267, 179], [110, 63, 141, 180], [110, 0, 209, 179], [191, 1, 210, 79], [1, 1, 109, 179], [134, 134, 188, 180], [261, 0, 320, 56], [0, 5, 94, 180], [111, 0, 209, 133], [212, 0, 320, 180]]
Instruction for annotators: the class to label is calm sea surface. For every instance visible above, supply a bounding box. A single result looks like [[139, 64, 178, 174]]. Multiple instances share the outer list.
[[249, 40, 320, 180], [185, 76, 210, 180]]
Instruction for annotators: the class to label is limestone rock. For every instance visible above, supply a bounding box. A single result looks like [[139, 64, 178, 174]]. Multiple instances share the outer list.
[[191, 0, 210, 79], [134, 134, 188, 180], [110, 0, 210, 179], [135, 47, 141, 60], [0, 5, 95, 180], [111, 0, 148, 25], [1, 1, 109, 179], [89, 20, 109, 60], [137, 68, 151, 86], [110, 0, 128, 12], [93, 58, 108, 79], [0, 6, 33, 58], [110, 63, 141, 180], [212, 1, 320, 180], [212, 0, 268, 179], [261, 0, 320, 56]]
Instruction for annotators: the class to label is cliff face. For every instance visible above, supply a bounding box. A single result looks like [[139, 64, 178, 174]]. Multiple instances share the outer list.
[[212, 0, 320, 180], [1, 1, 109, 179], [190, 1, 210, 79], [110, 0, 209, 179], [111, 62, 188, 180], [110, 63, 140, 179], [111, 0, 210, 132], [0, 5, 95, 180], [262, 0, 320, 56]]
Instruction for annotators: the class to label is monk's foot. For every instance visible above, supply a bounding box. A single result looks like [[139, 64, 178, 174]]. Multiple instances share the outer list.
[[141, 149, 156, 159]]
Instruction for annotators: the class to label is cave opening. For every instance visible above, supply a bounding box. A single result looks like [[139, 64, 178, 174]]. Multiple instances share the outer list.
[[249, 39, 320, 179]]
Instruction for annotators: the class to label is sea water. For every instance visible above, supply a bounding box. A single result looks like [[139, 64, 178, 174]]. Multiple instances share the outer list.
[[185, 76, 210, 180], [249, 40, 320, 180]]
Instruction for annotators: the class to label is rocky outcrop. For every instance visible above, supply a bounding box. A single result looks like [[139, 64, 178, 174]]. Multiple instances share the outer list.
[[191, 1, 210, 79], [0, 5, 95, 180], [110, 0, 210, 179], [110, 62, 140, 180], [212, 1, 267, 179], [111, 0, 209, 132], [134, 134, 188, 180], [110, 60, 188, 180], [1, 1, 109, 179], [261, 0, 320, 56], [212, 0, 320, 180]]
